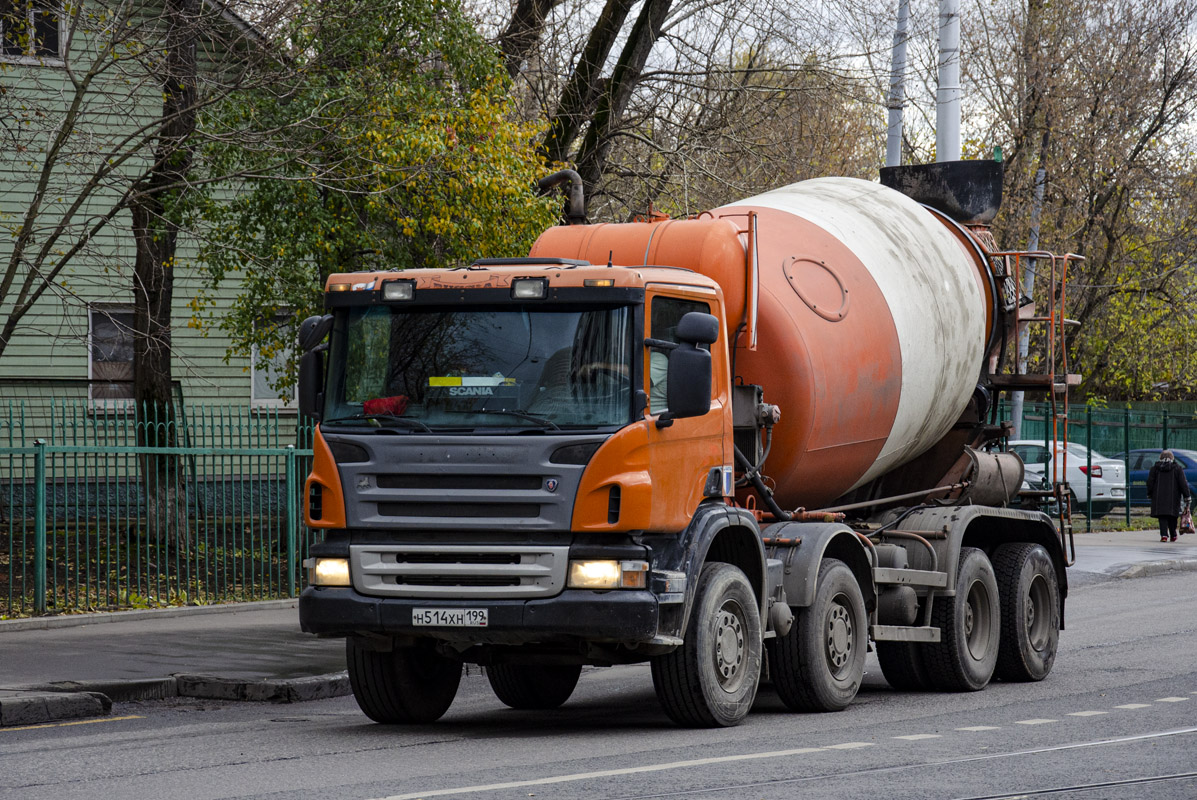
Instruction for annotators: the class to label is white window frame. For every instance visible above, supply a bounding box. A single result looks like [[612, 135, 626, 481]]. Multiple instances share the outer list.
[[251, 312, 297, 411], [88, 304, 135, 409], [0, 0, 66, 66]]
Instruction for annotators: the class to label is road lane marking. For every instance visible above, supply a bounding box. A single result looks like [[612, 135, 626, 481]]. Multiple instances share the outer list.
[[368, 745, 832, 800], [894, 734, 941, 740], [1156, 697, 1189, 702], [1115, 703, 1151, 709], [0, 715, 143, 733], [1068, 711, 1108, 716], [1015, 719, 1056, 725], [957, 725, 1000, 731]]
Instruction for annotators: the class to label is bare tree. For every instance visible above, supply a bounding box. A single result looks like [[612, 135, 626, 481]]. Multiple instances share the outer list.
[[960, 0, 1197, 397]]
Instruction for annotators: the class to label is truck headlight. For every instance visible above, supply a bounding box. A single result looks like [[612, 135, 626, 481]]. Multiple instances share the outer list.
[[305, 557, 351, 586], [512, 278, 548, 300], [567, 560, 648, 589], [382, 279, 415, 301]]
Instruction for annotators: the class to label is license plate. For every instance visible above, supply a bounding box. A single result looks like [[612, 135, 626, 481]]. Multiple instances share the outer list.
[[412, 608, 488, 627]]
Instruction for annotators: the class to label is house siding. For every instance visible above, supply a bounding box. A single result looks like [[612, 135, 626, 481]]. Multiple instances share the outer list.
[[0, 3, 290, 424]]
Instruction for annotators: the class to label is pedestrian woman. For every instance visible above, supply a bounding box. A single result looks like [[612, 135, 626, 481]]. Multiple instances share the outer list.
[[1148, 450, 1192, 542]]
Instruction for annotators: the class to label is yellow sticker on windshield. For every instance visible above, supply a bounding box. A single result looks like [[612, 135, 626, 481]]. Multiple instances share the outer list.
[[429, 376, 517, 387]]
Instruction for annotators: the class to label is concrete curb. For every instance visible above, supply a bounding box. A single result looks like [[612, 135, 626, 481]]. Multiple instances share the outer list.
[[0, 670, 351, 726], [0, 690, 110, 727], [174, 671, 351, 703], [26, 678, 179, 702], [0, 599, 299, 632], [1114, 558, 1197, 579]]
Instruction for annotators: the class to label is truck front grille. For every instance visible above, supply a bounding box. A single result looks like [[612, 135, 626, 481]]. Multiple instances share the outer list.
[[377, 502, 540, 519], [350, 544, 570, 598]]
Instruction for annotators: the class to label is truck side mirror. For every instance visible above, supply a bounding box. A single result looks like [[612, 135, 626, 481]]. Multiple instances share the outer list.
[[298, 348, 325, 420], [665, 312, 717, 420], [298, 314, 333, 353]]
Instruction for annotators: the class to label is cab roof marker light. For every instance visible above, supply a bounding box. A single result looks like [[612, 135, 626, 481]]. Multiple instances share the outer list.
[[512, 277, 549, 300], [382, 279, 416, 301], [584, 279, 616, 287], [328, 283, 351, 292]]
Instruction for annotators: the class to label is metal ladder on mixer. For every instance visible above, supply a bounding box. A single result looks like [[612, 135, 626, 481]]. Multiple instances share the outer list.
[[987, 250, 1085, 565]]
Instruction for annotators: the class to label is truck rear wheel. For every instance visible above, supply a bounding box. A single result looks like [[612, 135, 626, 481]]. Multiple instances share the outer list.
[[650, 562, 762, 727], [346, 638, 462, 723], [993, 542, 1060, 682], [487, 664, 582, 709], [923, 547, 1000, 691], [766, 558, 865, 711], [876, 641, 930, 690]]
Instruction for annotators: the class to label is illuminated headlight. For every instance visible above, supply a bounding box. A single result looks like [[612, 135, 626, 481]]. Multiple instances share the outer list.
[[512, 278, 548, 300], [382, 279, 415, 301], [567, 560, 649, 589], [304, 557, 351, 586]]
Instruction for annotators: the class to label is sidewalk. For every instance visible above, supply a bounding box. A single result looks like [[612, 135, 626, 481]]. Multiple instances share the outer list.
[[3, 528, 1196, 728], [0, 599, 348, 727]]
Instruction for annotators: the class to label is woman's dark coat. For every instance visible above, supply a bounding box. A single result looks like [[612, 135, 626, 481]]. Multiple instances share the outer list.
[[1148, 459, 1191, 517]]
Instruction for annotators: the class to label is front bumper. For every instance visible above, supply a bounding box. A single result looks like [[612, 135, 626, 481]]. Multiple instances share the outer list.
[[299, 586, 660, 644]]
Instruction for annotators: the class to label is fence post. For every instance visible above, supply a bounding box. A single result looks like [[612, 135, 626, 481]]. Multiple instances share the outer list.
[[285, 445, 297, 597], [34, 439, 46, 615], [1162, 412, 1170, 451], [1085, 405, 1092, 533], [1124, 406, 1132, 526]]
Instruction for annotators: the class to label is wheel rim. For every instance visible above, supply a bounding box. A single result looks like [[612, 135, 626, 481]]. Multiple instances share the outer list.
[[825, 593, 855, 678], [1025, 573, 1052, 651], [713, 599, 748, 692], [963, 579, 994, 661]]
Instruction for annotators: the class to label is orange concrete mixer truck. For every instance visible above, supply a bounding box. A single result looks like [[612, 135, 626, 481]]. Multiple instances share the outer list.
[[297, 162, 1078, 727]]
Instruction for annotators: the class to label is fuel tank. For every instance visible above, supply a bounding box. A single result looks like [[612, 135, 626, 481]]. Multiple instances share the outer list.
[[531, 177, 993, 509]]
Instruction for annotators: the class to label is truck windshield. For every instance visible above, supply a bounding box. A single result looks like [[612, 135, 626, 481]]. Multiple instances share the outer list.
[[324, 304, 636, 431]]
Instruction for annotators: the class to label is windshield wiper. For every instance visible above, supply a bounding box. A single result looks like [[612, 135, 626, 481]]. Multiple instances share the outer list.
[[322, 413, 433, 432], [449, 408, 561, 431]]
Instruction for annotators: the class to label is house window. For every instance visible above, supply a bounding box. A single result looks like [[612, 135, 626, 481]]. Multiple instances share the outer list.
[[252, 312, 296, 408], [89, 306, 134, 403], [1, 0, 63, 62]]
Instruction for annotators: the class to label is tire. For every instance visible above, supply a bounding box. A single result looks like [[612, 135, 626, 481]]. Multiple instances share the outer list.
[[876, 640, 930, 691], [766, 558, 866, 712], [992, 543, 1060, 682], [487, 664, 582, 710], [650, 562, 762, 727], [346, 638, 462, 724], [922, 547, 1000, 692]]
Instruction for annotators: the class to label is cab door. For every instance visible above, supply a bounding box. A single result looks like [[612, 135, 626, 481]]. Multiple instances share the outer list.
[[642, 285, 732, 531]]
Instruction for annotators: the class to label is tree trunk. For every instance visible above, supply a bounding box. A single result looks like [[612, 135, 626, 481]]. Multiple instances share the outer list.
[[541, 0, 637, 166], [497, 0, 567, 80], [573, 0, 673, 204], [129, 0, 199, 554]]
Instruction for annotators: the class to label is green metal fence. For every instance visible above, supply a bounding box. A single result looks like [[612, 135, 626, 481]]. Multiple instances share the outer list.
[[0, 402, 316, 617], [1003, 401, 1197, 456], [1001, 401, 1197, 527]]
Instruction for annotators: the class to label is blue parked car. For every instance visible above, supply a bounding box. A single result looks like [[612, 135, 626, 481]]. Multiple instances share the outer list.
[[1112, 448, 1197, 505]]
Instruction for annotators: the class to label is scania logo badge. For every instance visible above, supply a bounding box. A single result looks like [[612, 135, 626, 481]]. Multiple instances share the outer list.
[[545, 479, 559, 492]]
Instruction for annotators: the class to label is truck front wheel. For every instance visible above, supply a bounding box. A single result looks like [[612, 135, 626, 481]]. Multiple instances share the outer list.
[[923, 547, 1000, 691], [993, 542, 1060, 682], [766, 558, 866, 711], [346, 638, 462, 723], [650, 562, 762, 727], [487, 664, 582, 709]]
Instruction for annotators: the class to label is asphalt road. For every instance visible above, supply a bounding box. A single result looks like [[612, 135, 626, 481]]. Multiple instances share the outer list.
[[3, 569, 1197, 800]]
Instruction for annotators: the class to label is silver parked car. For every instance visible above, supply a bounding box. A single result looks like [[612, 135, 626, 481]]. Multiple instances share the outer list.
[[1008, 440, 1127, 517]]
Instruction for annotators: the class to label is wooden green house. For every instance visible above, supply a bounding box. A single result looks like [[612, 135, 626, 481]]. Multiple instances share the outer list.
[[0, 0, 296, 444]]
